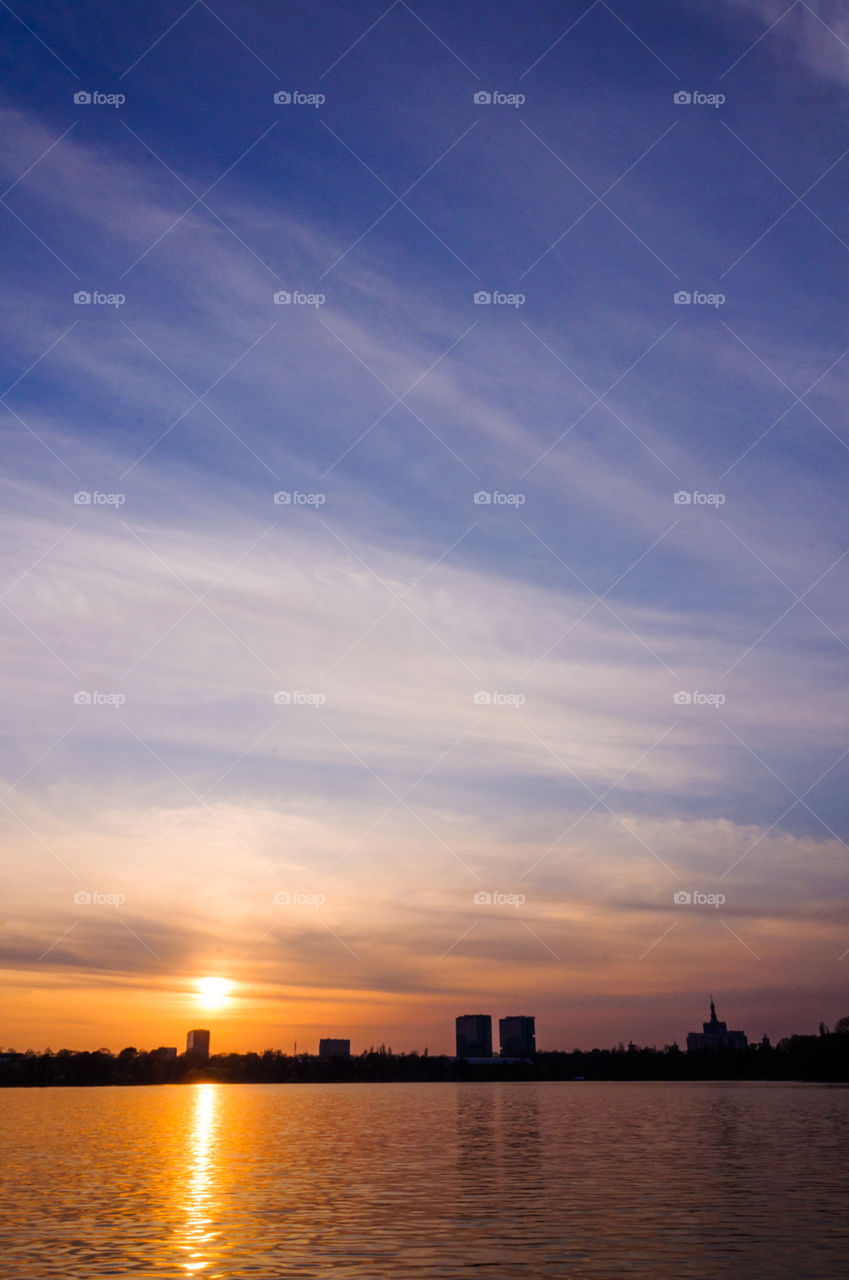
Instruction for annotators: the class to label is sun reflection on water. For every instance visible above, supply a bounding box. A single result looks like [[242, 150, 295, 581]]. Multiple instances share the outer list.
[[180, 1083, 221, 1274]]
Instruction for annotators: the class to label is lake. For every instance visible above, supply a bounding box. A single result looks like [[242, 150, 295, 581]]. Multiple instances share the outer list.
[[1, 1080, 847, 1277]]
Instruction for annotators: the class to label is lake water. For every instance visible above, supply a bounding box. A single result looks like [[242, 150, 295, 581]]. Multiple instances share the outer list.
[[1, 1080, 848, 1278]]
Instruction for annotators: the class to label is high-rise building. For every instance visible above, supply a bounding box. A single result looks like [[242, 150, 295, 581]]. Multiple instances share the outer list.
[[456, 1014, 492, 1059], [686, 998, 747, 1053], [499, 1015, 536, 1058], [318, 1038, 350, 1059], [186, 1029, 210, 1061]]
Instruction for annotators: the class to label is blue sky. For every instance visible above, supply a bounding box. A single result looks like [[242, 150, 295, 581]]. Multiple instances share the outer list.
[[1, 0, 849, 1052]]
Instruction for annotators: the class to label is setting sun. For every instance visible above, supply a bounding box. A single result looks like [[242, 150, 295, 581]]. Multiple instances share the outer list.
[[196, 977, 232, 1010]]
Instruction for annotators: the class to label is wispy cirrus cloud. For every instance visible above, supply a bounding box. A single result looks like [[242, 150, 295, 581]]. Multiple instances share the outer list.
[[2, 0, 848, 1051]]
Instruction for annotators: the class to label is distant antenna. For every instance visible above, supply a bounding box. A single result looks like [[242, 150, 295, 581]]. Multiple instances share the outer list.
[[294, 1040, 297, 1056]]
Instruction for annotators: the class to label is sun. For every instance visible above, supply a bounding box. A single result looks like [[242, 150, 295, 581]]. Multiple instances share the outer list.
[[196, 977, 232, 1009]]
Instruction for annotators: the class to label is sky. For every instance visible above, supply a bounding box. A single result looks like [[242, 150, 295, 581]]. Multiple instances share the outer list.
[[1, 0, 848, 1055]]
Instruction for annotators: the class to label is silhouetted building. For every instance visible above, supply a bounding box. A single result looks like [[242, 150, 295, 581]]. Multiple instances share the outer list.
[[687, 998, 747, 1053], [456, 1014, 492, 1059], [318, 1038, 350, 1059], [499, 1015, 535, 1058], [154, 1046, 177, 1059], [186, 1029, 210, 1062]]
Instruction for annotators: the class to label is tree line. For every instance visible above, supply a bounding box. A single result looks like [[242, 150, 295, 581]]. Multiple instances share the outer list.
[[1, 1022, 848, 1086]]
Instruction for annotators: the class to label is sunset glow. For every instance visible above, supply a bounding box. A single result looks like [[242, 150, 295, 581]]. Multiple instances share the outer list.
[[2, 0, 848, 1063], [4, 4, 849, 1278], [196, 979, 233, 1011]]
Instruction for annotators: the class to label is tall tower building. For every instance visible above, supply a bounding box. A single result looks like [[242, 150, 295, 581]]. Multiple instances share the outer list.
[[318, 1038, 351, 1059], [186, 1029, 210, 1062], [455, 1014, 492, 1059], [499, 1015, 536, 1058]]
